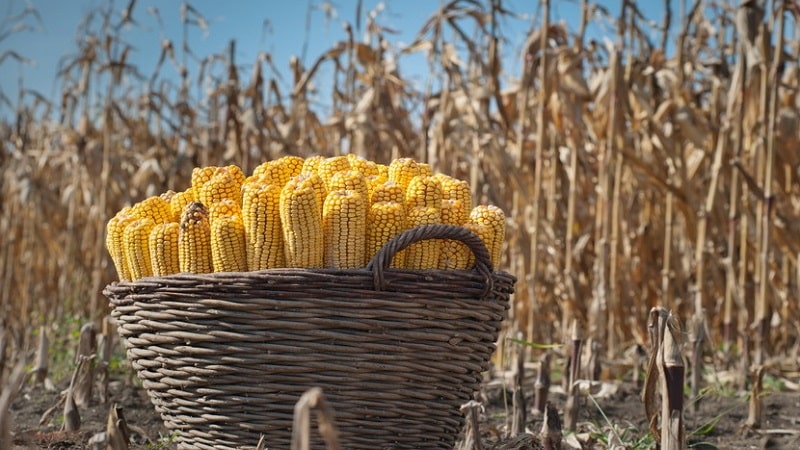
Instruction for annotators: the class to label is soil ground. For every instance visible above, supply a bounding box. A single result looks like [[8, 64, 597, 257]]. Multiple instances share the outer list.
[[8, 366, 800, 449]]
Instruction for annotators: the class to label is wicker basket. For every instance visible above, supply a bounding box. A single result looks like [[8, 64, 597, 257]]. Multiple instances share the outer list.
[[104, 224, 515, 450]]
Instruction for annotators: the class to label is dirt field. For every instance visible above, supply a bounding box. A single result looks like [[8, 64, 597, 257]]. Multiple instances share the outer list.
[[9, 365, 800, 449]]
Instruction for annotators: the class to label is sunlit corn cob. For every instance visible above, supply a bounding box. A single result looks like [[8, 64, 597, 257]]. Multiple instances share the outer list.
[[123, 218, 156, 280], [198, 171, 243, 207], [191, 166, 217, 192], [469, 205, 506, 268], [439, 200, 471, 269], [347, 154, 380, 177], [366, 201, 407, 268], [149, 222, 180, 276], [365, 173, 389, 196], [461, 222, 492, 268], [405, 175, 442, 209], [160, 190, 176, 203], [219, 164, 246, 186], [242, 182, 284, 270], [208, 198, 241, 223], [370, 181, 405, 204], [404, 206, 441, 269], [388, 157, 421, 191], [329, 170, 369, 202], [106, 207, 136, 281], [168, 188, 195, 222], [178, 202, 213, 273], [322, 189, 367, 269], [280, 174, 324, 268], [131, 195, 172, 224], [301, 154, 325, 174], [437, 174, 472, 224], [252, 156, 302, 187], [293, 172, 327, 220], [418, 163, 432, 177], [318, 155, 352, 189], [211, 213, 248, 272]]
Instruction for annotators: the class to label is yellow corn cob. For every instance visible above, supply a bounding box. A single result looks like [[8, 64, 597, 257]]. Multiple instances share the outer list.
[[191, 166, 217, 192], [131, 196, 172, 224], [123, 218, 155, 280], [376, 163, 389, 180], [208, 198, 241, 224], [280, 175, 324, 268], [388, 157, 421, 191], [418, 163, 432, 177], [347, 154, 379, 177], [328, 170, 369, 202], [168, 188, 195, 222], [160, 190, 176, 203], [242, 182, 284, 270], [211, 213, 248, 272], [318, 155, 352, 189], [365, 173, 389, 196], [461, 222, 492, 268], [469, 205, 506, 268], [439, 200, 471, 269], [179, 202, 213, 273], [149, 222, 180, 276], [278, 155, 306, 180], [370, 181, 405, 205], [219, 165, 246, 186], [366, 201, 407, 268], [405, 206, 441, 270], [252, 158, 296, 187], [322, 190, 368, 269], [436, 174, 472, 224], [301, 154, 325, 174], [198, 171, 243, 207], [106, 207, 136, 281], [404, 175, 442, 209], [290, 172, 327, 220]]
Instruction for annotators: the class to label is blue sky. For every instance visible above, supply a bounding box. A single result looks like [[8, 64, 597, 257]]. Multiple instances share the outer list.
[[1, 0, 665, 117]]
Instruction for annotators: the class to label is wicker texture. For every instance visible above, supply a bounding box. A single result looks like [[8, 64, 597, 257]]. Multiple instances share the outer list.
[[105, 224, 515, 450]]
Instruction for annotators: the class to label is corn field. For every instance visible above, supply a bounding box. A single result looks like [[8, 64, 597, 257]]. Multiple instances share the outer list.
[[2, 0, 800, 406]]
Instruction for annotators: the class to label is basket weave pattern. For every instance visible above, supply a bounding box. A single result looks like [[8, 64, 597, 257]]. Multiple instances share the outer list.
[[105, 225, 515, 449]]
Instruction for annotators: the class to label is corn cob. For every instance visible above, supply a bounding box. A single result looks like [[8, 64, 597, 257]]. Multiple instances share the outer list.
[[404, 206, 441, 269], [439, 200, 471, 269], [280, 174, 324, 268], [291, 172, 327, 220], [242, 182, 284, 270], [208, 198, 241, 224], [251, 157, 301, 187], [388, 157, 421, 191], [418, 163, 432, 177], [191, 166, 217, 192], [168, 188, 195, 222], [436, 174, 472, 224], [178, 202, 213, 273], [277, 155, 305, 180], [370, 181, 405, 204], [160, 190, 176, 203], [461, 222, 491, 268], [123, 218, 156, 280], [198, 171, 243, 207], [211, 213, 248, 272], [469, 205, 505, 268], [322, 189, 368, 269], [149, 222, 180, 276], [328, 170, 369, 202], [318, 155, 352, 189], [131, 195, 172, 224], [301, 154, 325, 174], [347, 154, 380, 177], [106, 207, 136, 281], [405, 175, 442, 209], [366, 201, 407, 268]]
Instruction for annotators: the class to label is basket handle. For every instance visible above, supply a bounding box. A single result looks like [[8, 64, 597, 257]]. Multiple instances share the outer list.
[[366, 224, 495, 293]]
